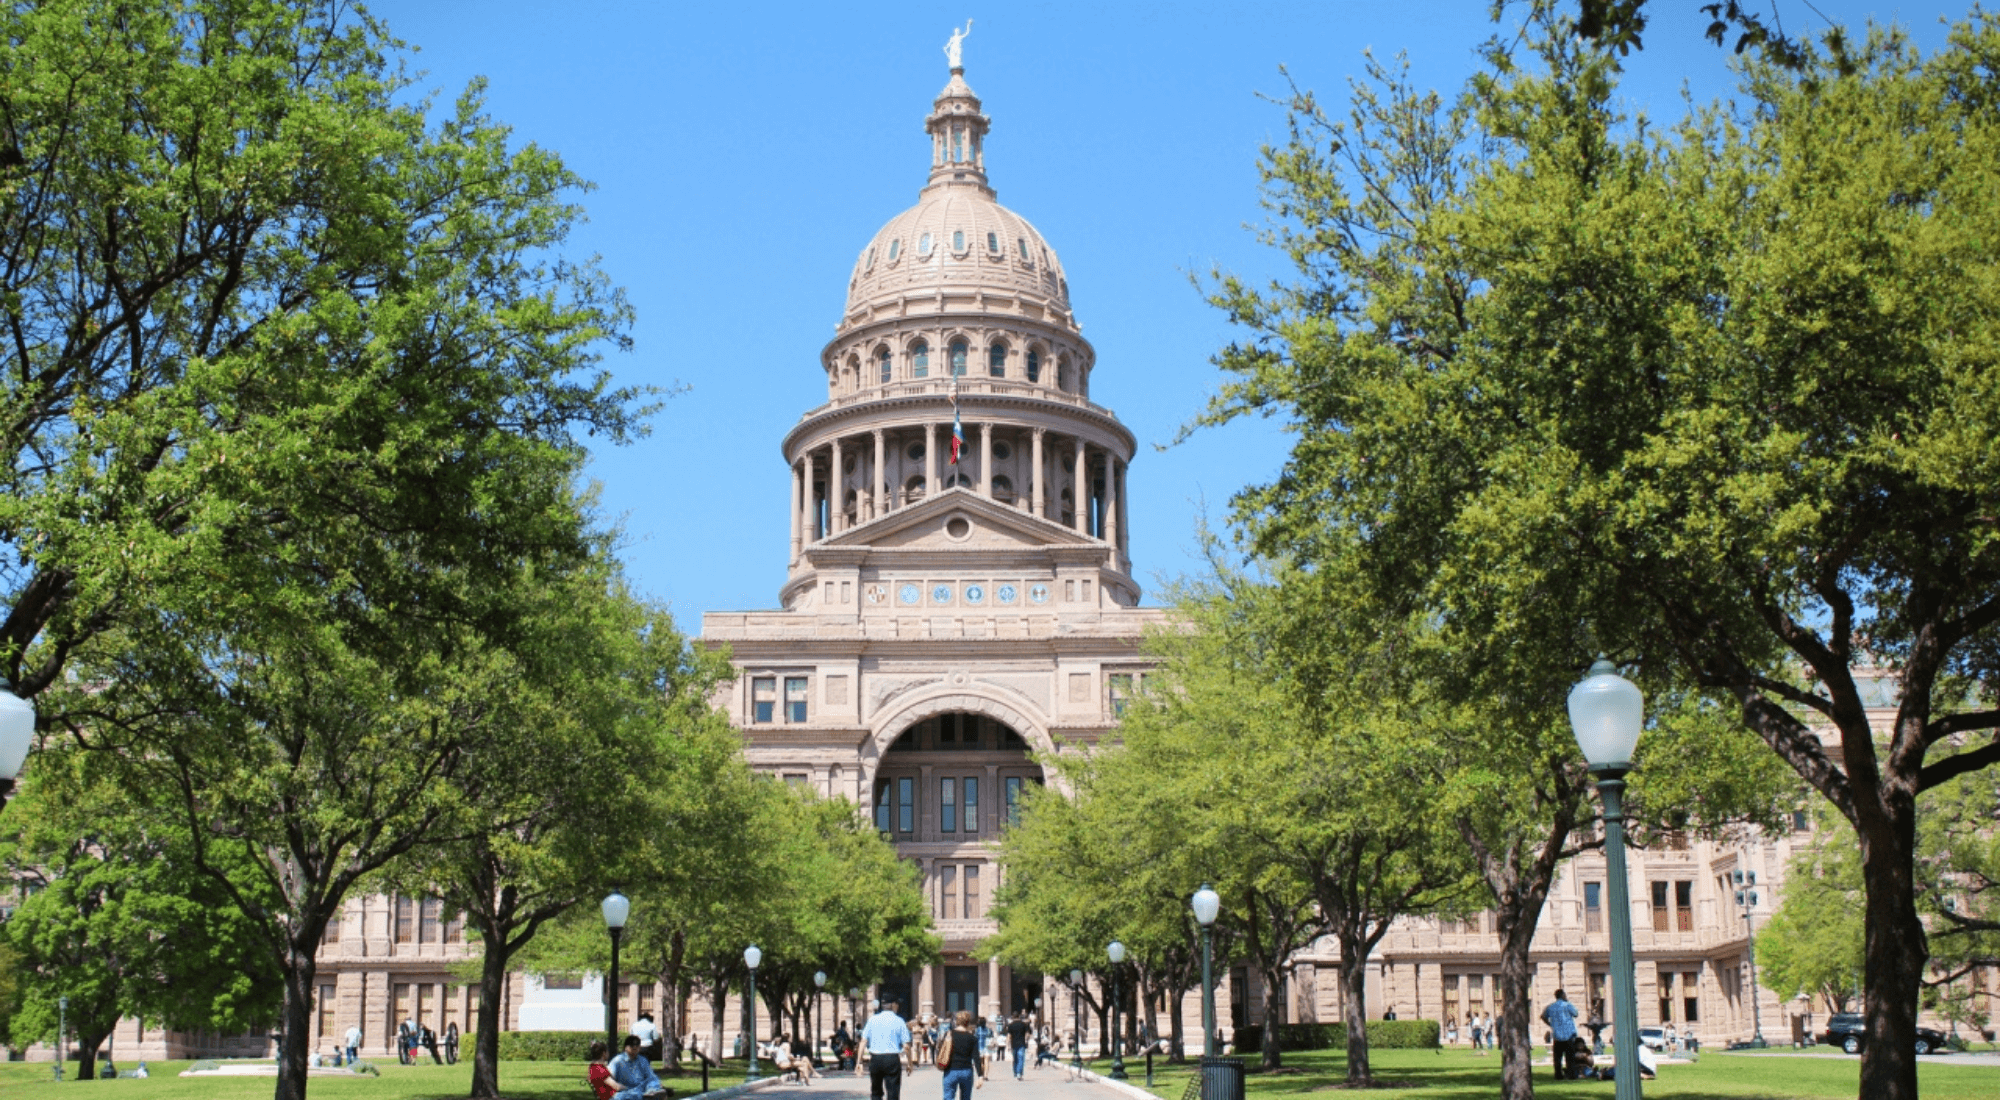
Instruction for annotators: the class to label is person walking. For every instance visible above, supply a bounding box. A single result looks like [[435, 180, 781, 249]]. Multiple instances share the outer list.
[[1005, 1012, 1032, 1080], [343, 1023, 361, 1066], [938, 1010, 985, 1100], [1541, 989, 1580, 1080], [863, 999, 912, 1100]]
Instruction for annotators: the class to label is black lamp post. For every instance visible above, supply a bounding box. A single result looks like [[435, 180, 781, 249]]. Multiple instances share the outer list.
[[1070, 969, 1084, 1072], [813, 970, 826, 1063], [744, 945, 762, 1082], [0, 677, 38, 815], [600, 893, 630, 1056], [1735, 868, 1767, 1047], [56, 995, 66, 1082], [1108, 941, 1128, 1081], [1568, 657, 1645, 1100]]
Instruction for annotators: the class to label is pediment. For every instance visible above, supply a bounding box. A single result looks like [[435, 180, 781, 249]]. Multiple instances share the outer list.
[[819, 488, 1096, 553]]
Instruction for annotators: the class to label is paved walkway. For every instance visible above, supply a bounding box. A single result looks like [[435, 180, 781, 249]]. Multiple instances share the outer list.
[[731, 1063, 1148, 1100]]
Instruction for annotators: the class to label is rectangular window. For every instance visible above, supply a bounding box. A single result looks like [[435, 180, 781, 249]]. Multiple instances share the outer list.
[[938, 713, 960, 748], [941, 777, 958, 833], [318, 984, 337, 1037], [1658, 969, 1674, 1024], [784, 677, 808, 723], [1108, 674, 1133, 717], [417, 982, 432, 1028], [1683, 970, 1700, 1023], [444, 985, 464, 1032], [963, 777, 979, 834], [964, 864, 981, 919], [898, 776, 914, 834], [543, 973, 583, 990], [1443, 974, 1460, 1028], [1793, 809, 1811, 832], [395, 895, 414, 943], [752, 677, 776, 724], [875, 781, 892, 833], [784, 773, 809, 787], [393, 983, 412, 1027], [421, 896, 442, 943], [1652, 881, 1670, 932], [1676, 880, 1694, 932], [445, 910, 464, 943], [1468, 974, 1485, 1015], [1005, 777, 1023, 826], [1585, 882, 1603, 933], [941, 865, 959, 920], [323, 913, 341, 945]]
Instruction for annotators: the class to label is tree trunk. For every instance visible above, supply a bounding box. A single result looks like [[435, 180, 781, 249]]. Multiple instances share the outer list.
[[1093, 1000, 1108, 1059], [1857, 806, 1925, 1100], [1257, 963, 1286, 1071], [72, 1027, 108, 1081], [470, 925, 513, 1098], [707, 981, 727, 1064], [1167, 983, 1186, 1063], [1340, 950, 1373, 1085], [1493, 924, 1539, 1100], [273, 943, 317, 1100]]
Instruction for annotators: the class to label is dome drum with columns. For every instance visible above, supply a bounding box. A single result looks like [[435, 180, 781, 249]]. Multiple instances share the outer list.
[[702, 55, 1164, 1030]]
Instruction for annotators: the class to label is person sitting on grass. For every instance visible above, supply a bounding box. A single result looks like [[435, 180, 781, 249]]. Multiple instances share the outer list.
[[587, 1040, 619, 1100], [607, 1034, 669, 1098]]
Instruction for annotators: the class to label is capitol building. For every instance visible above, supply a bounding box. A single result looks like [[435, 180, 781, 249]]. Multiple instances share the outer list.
[[61, 53, 1964, 1067]]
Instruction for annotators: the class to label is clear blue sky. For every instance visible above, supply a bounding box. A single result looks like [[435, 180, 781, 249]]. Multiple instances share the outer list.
[[363, 1, 1960, 630]]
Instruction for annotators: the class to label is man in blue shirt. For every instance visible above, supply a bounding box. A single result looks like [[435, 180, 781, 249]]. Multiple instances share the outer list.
[[861, 999, 911, 1100], [1541, 989, 1580, 1080], [608, 1035, 666, 1097]]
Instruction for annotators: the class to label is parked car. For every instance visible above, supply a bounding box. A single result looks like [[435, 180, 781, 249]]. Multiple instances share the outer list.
[[1637, 1026, 1669, 1051], [1817, 1013, 1949, 1054]]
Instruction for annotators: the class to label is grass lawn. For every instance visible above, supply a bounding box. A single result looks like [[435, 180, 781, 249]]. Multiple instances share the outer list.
[[1127, 1047, 1998, 1099], [0, 1058, 692, 1100]]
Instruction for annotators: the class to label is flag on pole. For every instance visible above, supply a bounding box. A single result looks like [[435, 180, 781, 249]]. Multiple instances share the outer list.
[[950, 404, 964, 465]]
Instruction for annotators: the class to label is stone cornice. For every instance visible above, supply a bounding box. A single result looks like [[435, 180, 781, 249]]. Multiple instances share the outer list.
[[782, 388, 1136, 458]]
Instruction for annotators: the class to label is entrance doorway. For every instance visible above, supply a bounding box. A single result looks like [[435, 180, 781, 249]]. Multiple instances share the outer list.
[[1010, 975, 1044, 1018], [946, 966, 981, 1016], [879, 972, 916, 1021]]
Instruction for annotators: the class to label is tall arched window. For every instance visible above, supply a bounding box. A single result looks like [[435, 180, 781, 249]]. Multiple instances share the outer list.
[[845, 355, 860, 391], [912, 341, 929, 378], [949, 340, 968, 377], [1026, 349, 1041, 383], [877, 347, 892, 383], [988, 344, 1007, 377], [1057, 355, 1071, 392]]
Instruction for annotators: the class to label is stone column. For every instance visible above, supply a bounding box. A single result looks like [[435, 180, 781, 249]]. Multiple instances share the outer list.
[[1116, 460, 1130, 566], [1072, 439, 1089, 534], [979, 421, 992, 498], [1103, 454, 1119, 554], [989, 956, 1003, 1021], [926, 423, 939, 497], [790, 462, 802, 563], [874, 429, 886, 518], [830, 436, 845, 534], [804, 449, 819, 542], [921, 964, 938, 1016], [1031, 429, 1045, 517]]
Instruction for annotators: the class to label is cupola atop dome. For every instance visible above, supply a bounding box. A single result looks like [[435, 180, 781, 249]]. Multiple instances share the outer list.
[[925, 47, 992, 196]]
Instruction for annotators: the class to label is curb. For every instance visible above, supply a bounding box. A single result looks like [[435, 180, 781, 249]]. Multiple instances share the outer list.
[[681, 1074, 792, 1100], [1070, 1065, 1167, 1100]]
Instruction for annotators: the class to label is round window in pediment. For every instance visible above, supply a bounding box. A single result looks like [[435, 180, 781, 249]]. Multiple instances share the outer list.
[[945, 516, 972, 540]]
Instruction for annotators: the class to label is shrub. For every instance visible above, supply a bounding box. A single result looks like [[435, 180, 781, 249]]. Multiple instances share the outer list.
[[346, 1060, 379, 1076], [1232, 1019, 1439, 1053], [468, 1031, 599, 1062]]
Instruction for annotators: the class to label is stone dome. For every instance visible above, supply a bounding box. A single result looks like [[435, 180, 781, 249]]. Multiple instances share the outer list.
[[844, 193, 1070, 318]]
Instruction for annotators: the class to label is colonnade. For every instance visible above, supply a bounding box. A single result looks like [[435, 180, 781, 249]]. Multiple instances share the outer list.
[[789, 421, 1130, 569]]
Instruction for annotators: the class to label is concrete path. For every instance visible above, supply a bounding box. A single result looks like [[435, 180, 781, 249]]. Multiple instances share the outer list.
[[724, 1063, 1153, 1100]]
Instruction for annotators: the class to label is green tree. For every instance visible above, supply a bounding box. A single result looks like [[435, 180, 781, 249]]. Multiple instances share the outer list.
[[1757, 827, 1866, 1015], [0, 0, 643, 707], [0, 750, 280, 1078]]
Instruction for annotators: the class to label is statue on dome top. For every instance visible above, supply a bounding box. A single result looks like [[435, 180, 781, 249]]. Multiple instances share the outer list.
[[943, 20, 972, 70]]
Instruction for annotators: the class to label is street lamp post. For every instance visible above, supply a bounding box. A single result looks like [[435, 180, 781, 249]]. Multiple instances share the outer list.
[[744, 945, 763, 1082], [1108, 941, 1128, 1081], [1193, 884, 1221, 1059], [0, 677, 39, 814], [600, 893, 629, 1056], [1568, 656, 1645, 1100], [1070, 969, 1084, 1072], [56, 995, 66, 1082], [814, 971, 827, 1063], [1735, 869, 1766, 1048]]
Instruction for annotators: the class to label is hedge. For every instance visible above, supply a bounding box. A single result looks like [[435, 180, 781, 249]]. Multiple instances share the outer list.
[[1231, 1019, 1440, 1052], [463, 1031, 599, 1062]]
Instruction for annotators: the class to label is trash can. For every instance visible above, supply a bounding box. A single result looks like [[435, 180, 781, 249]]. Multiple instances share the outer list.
[[1201, 1056, 1245, 1100]]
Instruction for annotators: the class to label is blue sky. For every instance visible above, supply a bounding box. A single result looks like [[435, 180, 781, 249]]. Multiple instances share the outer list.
[[363, 1, 1960, 629]]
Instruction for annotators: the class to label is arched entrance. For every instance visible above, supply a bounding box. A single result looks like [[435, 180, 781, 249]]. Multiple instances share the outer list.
[[869, 711, 1041, 841]]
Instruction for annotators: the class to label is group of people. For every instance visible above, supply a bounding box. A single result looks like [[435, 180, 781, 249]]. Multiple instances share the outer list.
[[1541, 989, 1658, 1083], [588, 1034, 672, 1100], [1443, 1011, 1497, 1050], [846, 999, 1064, 1100], [394, 1017, 458, 1065]]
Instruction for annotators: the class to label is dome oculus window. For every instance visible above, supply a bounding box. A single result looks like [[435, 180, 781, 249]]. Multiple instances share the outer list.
[[987, 232, 999, 253], [912, 341, 929, 378], [918, 233, 933, 257], [888, 239, 901, 261], [1026, 349, 1042, 383], [949, 340, 968, 376], [952, 230, 965, 253], [988, 344, 1006, 377], [865, 246, 876, 271]]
